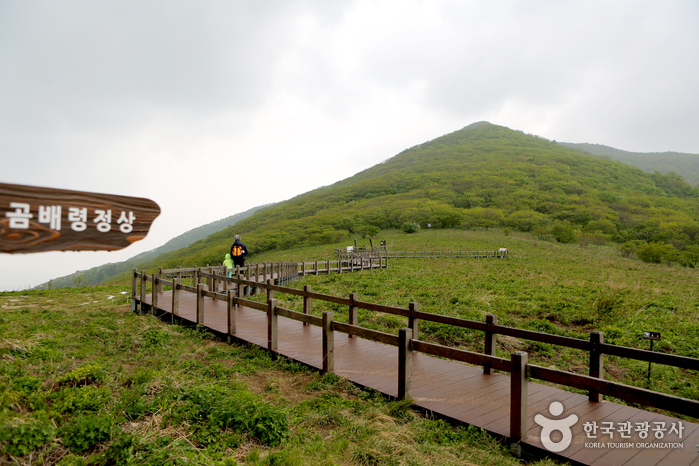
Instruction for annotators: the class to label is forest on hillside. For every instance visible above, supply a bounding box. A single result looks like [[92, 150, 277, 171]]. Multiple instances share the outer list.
[[113, 124, 699, 275]]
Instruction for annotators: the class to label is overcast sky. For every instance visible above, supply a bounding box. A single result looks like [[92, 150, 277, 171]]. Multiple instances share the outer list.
[[2, 0, 699, 291]]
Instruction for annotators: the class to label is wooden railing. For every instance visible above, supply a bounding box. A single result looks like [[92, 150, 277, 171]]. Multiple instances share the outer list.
[[381, 249, 508, 259], [131, 264, 699, 443]]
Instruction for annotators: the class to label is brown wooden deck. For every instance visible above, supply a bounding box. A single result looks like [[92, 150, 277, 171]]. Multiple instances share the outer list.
[[142, 291, 699, 465]]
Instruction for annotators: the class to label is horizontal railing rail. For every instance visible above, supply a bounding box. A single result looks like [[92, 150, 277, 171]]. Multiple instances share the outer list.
[[381, 249, 508, 259]]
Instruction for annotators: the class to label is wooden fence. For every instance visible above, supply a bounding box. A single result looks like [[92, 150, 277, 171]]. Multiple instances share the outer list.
[[381, 249, 509, 259], [131, 262, 699, 443]]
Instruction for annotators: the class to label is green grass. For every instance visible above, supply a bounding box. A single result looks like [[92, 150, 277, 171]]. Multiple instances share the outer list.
[[254, 228, 699, 406], [0, 280, 559, 465]]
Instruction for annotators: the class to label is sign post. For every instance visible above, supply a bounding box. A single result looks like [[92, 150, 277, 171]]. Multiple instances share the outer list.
[[643, 331, 661, 384]]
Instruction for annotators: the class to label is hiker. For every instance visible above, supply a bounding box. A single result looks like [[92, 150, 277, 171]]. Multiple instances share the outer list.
[[230, 234, 248, 268], [223, 253, 234, 277]]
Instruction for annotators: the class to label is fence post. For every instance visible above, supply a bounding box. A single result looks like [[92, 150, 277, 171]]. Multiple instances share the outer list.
[[157, 267, 163, 292], [196, 283, 205, 324], [267, 298, 278, 351], [589, 331, 605, 402], [176, 265, 182, 281], [245, 265, 251, 295], [152, 276, 159, 309], [255, 263, 260, 285], [191, 266, 197, 287], [484, 314, 498, 374], [131, 268, 138, 313], [303, 285, 312, 326], [267, 279, 274, 302], [510, 351, 529, 444], [140, 270, 148, 315], [408, 302, 419, 340], [227, 289, 236, 342], [348, 292, 358, 338], [172, 278, 180, 323], [322, 311, 334, 373], [314, 261, 318, 276], [398, 328, 413, 400], [237, 274, 244, 300]]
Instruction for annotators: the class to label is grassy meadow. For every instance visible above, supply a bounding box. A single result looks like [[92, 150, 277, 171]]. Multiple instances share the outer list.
[[2, 226, 699, 464], [253, 228, 699, 403], [0, 278, 560, 465]]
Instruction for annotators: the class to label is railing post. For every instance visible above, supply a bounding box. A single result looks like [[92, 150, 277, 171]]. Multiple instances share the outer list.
[[176, 265, 182, 282], [140, 270, 148, 315], [227, 289, 236, 342], [245, 265, 251, 295], [326, 260, 330, 274], [236, 274, 244, 300], [510, 351, 529, 444], [303, 285, 312, 326], [348, 292, 358, 338], [314, 261, 318, 276], [398, 328, 413, 400], [196, 283, 205, 325], [267, 298, 278, 351], [267, 279, 274, 302], [408, 302, 419, 340], [157, 267, 163, 292], [152, 276, 159, 309], [589, 331, 605, 402], [131, 268, 138, 313], [484, 314, 498, 374], [322, 311, 334, 373], [192, 266, 198, 287], [301, 261, 305, 276], [172, 278, 180, 322], [255, 263, 260, 284]]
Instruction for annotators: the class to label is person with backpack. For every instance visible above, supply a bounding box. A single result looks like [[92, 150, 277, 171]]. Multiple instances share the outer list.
[[230, 235, 248, 268]]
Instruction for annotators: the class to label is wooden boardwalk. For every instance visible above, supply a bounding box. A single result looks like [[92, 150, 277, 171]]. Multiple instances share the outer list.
[[142, 291, 699, 466]]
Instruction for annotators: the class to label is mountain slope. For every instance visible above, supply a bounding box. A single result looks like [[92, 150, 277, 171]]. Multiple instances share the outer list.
[[38, 204, 268, 288], [558, 142, 699, 186], [112, 122, 699, 274]]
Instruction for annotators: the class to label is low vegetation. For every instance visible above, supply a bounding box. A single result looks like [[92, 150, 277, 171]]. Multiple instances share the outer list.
[[251, 228, 699, 408], [0, 281, 562, 465]]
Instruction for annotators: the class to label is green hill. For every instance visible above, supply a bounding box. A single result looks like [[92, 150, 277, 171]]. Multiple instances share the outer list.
[[558, 141, 699, 186], [113, 122, 699, 275]]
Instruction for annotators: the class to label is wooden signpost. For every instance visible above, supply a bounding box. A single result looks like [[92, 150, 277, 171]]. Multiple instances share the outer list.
[[0, 182, 160, 254]]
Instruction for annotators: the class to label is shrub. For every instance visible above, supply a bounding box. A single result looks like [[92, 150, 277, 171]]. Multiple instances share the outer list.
[[0, 416, 55, 456], [550, 221, 577, 243], [636, 242, 678, 264], [401, 222, 421, 234], [59, 414, 112, 453], [56, 364, 103, 387], [53, 386, 110, 414]]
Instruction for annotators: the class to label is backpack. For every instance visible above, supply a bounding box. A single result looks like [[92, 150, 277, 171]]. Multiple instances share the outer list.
[[231, 245, 243, 257]]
